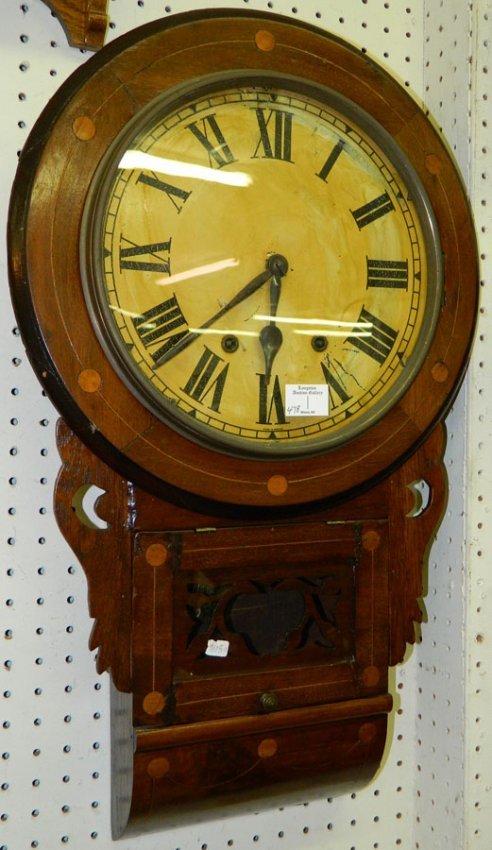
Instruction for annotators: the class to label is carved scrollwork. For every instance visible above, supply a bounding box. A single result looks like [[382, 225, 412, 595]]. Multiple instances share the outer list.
[[40, 0, 108, 50], [186, 576, 344, 657], [54, 419, 132, 691]]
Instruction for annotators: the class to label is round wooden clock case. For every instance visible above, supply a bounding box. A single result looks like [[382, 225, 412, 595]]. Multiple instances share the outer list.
[[8, 9, 477, 514]]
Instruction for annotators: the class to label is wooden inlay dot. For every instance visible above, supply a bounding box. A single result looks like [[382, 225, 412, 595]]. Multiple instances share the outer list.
[[362, 529, 381, 552], [358, 723, 377, 745], [425, 153, 442, 175], [142, 690, 166, 716], [78, 368, 101, 393], [431, 360, 449, 383], [362, 665, 381, 688], [267, 475, 288, 496], [145, 543, 168, 567], [255, 29, 276, 51], [147, 757, 170, 779], [72, 115, 96, 140], [257, 738, 278, 759]]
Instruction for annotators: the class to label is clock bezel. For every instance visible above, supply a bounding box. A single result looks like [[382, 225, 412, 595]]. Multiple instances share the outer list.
[[80, 69, 443, 461], [8, 9, 478, 512]]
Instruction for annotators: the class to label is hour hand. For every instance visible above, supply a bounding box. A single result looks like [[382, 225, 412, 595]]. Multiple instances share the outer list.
[[259, 255, 288, 383], [259, 322, 283, 385]]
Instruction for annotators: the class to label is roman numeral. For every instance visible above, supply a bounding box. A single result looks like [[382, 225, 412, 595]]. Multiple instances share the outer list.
[[257, 374, 287, 425], [366, 259, 409, 290], [136, 172, 191, 212], [186, 115, 236, 168], [182, 347, 229, 413], [253, 109, 294, 162], [119, 237, 171, 274], [133, 294, 189, 365], [351, 192, 394, 229], [346, 308, 398, 365], [320, 361, 351, 408], [317, 140, 345, 182]]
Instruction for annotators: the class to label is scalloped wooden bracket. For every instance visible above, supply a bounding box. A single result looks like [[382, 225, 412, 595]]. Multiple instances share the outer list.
[[388, 422, 447, 666], [40, 0, 108, 50], [54, 419, 133, 691]]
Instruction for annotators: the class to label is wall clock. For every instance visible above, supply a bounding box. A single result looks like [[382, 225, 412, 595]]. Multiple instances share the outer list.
[[8, 8, 477, 836]]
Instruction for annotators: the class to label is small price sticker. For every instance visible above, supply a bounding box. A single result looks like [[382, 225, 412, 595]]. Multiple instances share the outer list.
[[285, 384, 329, 417], [205, 639, 230, 658]]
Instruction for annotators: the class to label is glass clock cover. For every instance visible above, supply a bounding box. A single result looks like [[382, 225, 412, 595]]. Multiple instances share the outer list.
[[81, 74, 442, 459]]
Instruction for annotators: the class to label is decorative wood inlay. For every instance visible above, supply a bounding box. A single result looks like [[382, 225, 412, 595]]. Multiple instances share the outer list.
[[146, 757, 170, 779], [358, 722, 377, 744], [255, 29, 276, 51], [267, 475, 288, 496], [431, 361, 450, 383], [144, 543, 167, 567], [78, 368, 101, 392], [142, 691, 166, 716], [362, 666, 381, 688], [362, 529, 381, 552], [72, 115, 96, 140], [257, 738, 278, 758]]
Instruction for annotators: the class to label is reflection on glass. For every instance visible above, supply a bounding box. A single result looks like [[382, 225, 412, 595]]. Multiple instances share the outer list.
[[253, 313, 372, 337], [253, 314, 372, 329], [109, 305, 143, 319], [187, 327, 258, 338], [119, 150, 252, 187], [156, 258, 239, 287], [294, 329, 372, 338]]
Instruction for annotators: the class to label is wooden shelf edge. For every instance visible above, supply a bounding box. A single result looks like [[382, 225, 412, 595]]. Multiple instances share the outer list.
[[135, 694, 394, 751]]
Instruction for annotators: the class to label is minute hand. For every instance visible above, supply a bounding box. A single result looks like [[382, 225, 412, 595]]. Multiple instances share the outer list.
[[154, 255, 287, 367]]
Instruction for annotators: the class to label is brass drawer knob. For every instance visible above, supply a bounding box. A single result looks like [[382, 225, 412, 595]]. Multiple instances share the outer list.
[[260, 692, 279, 712]]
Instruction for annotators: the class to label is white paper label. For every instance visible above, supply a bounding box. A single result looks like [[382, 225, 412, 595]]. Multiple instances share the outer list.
[[205, 639, 230, 658], [285, 384, 329, 417]]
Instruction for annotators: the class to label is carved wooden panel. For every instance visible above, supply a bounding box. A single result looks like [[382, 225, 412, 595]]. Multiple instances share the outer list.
[[131, 522, 390, 728]]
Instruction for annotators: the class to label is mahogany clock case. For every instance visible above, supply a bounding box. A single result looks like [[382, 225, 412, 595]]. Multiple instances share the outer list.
[[6, 8, 479, 835], [7, 9, 479, 516]]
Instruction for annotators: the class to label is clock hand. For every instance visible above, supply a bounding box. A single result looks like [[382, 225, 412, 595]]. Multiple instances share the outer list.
[[259, 254, 288, 384], [154, 254, 288, 367]]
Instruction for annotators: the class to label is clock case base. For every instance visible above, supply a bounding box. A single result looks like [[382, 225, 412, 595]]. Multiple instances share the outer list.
[[54, 419, 446, 836]]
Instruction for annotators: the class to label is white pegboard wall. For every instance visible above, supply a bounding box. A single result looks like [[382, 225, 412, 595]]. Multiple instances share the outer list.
[[464, 1, 492, 845], [1, 1, 488, 849], [1, 310, 110, 846], [422, 0, 472, 180]]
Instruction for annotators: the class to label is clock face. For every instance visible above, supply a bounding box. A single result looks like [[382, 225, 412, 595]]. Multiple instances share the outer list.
[[81, 75, 441, 459]]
